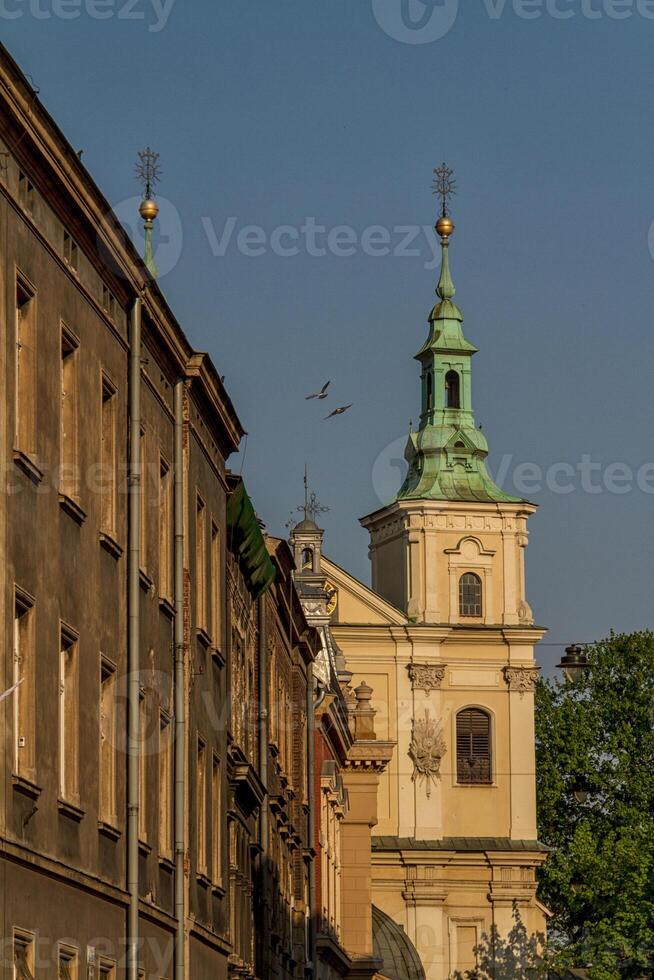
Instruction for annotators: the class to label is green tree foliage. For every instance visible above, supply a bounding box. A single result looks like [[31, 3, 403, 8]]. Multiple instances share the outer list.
[[535, 632, 654, 979], [450, 903, 546, 979]]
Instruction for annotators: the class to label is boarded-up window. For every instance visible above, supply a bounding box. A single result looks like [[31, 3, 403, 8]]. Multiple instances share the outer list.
[[456, 708, 492, 784], [456, 925, 478, 973]]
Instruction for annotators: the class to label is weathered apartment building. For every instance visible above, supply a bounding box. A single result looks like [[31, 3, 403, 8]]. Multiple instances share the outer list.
[[0, 43, 397, 980]]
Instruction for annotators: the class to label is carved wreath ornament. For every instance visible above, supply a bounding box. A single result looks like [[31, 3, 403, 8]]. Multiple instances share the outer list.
[[407, 663, 446, 696], [409, 709, 447, 799]]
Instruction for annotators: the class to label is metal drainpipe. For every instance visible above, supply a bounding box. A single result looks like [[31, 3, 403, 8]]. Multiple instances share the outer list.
[[257, 594, 268, 976], [173, 380, 186, 980], [127, 297, 142, 980], [307, 661, 316, 975]]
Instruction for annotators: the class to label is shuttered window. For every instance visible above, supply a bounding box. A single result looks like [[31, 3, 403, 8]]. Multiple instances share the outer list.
[[459, 572, 482, 617], [456, 708, 492, 784]]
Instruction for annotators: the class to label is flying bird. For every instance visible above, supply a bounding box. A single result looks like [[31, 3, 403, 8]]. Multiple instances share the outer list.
[[324, 404, 353, 420], [0, 677, 23, 703], [305, 381, 331, 400]]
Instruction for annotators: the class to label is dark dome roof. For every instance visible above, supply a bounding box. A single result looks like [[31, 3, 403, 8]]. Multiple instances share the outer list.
[[294, 519, 320, 532], [372, 905, 426, 980]]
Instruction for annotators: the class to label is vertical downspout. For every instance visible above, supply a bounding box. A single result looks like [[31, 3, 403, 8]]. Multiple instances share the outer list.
[[257, 594, 268, 977], [127, 297, 142, 980], [307, 662, 316, 975], [173, 380, 186, 980]]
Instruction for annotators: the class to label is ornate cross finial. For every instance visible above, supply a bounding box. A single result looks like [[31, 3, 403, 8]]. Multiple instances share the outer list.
[[432, 162, 456, 218], [297, 465, 329, 524], [135, 147, 161, 200]]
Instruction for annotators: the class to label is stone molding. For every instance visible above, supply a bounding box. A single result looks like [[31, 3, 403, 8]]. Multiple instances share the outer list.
[[503, 666, 540, 697], [407, 663, 446, 695]]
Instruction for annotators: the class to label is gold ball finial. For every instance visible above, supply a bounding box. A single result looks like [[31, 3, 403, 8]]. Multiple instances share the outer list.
[[435, 215, 455, 239], [139, 198, 159, 222]]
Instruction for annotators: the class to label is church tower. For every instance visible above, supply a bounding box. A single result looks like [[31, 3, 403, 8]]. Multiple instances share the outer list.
[[321, 170, 548, 978]]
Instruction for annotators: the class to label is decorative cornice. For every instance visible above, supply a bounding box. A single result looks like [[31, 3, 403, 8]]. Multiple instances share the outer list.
[[503, 666, 540, 697], [407, 663, 446, 695]]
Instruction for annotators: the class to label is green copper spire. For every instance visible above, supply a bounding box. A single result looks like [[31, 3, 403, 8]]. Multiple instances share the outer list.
[[396, 182, 522, 505]]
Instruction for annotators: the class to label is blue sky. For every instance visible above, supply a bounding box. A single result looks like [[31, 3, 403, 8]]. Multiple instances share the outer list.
[[5, 0, 654, 671]]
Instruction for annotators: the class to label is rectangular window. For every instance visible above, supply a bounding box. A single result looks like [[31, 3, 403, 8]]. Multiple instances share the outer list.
[[99, 659, 117, 824], [58, 944, 78, 980], [101, 376, 117, 536], [140, 428, 148, 572], [13, 589, 35, 780], [159, 712, 172, 859], [98, 959, 116, 979], [59, 625, 79, 803], [159, 456, 172, 601], [18, 170, 35, 213], [15, 275, 36, 456], [196, 496, 207, 631], [212, 754, 221, 885], [60, 326, 79, 501], [197, 736, 207, 875], [210, 521, 220, 644], [139, 692, 148, 842], [13, 931, 35, 980], [101, 284, 116, 320], [63, 230, 78, 271]]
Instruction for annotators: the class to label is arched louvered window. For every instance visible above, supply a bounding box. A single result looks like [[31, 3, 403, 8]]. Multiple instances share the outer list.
[[456, 708, 492, 784], [445, 370, 460, 409], [459, 572, 482, 617]]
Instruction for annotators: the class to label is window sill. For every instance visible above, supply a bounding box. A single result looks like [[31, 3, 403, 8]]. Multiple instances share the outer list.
[[159, 596, 175, 619], [139, 569, 154, 593], [158, 855, 174, 872], [196, 872, 211, 888], [211, 881, 226, 898], [99, 532, 123, 560], [211, 647, 226, 669], [455, 781, 497, 788], [13, 449, 43, 485], [196, 627, 212, 649], [58, 798, 85, 822], [98, 820, 121, 841], [12, 773, 42, 800], [58, 492, 86, 525], [138, 838, 152, 857]]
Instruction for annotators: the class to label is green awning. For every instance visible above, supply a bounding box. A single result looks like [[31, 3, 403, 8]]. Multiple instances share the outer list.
[[227, 480, 276, 598]]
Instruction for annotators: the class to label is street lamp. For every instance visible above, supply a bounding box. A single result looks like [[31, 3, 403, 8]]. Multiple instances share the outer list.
[[558, 644, 589, 685]]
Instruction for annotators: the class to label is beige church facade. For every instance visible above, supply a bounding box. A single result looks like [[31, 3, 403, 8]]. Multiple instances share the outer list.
[[320, 207, 548, 978]]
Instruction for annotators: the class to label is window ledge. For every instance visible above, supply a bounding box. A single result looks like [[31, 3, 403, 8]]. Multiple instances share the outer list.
[[99, 532, 123, 560], [211, 647, 226, 669], [58, 492, 86, 525], [158, 855, 174, 872], [159, 596, 175, 619], [139, 569, 154, 594], [12, 773, 42, 800], [196, 872, 211, 888], [138, 838, 152, 857], [98, 820, 122, 841], [211, 881, 226, 898], [58, 798, 85, 822], [13, 449, 43, 485], [196, 627, 212, 649]]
